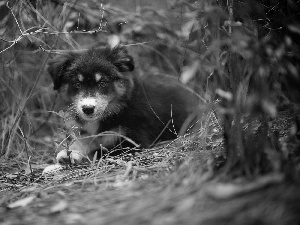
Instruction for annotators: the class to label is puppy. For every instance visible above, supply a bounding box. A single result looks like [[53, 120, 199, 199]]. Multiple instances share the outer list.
[[48, 45, 196, 164]]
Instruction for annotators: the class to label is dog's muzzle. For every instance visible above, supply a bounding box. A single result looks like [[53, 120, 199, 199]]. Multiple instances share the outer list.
[[75, 94, 109, 120]]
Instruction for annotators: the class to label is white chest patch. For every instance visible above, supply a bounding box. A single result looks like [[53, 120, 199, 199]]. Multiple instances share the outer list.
[[82, 120, 100, 135], [63, 116, 99, 135]]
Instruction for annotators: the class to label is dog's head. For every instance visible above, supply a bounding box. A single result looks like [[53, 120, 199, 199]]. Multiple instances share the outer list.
[[48, 45, 135, 121]]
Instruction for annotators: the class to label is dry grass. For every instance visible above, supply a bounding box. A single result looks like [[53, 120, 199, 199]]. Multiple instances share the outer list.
[[1, 148, 300, 225], [1, 109, 300, 225]]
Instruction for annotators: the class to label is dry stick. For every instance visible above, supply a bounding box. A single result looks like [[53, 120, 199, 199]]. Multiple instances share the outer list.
[[0, 3, 50, 53], [18, 128, 33, 174], [149, 120, 172, 148], [221, 0, 238, 175], [0, 1, 107, 54], [227, 0, 247, 174], [122, 161, 135, 180], [79, 131, 140, 148], [99, 0, 105, 31], [170, 104, 178, 136]]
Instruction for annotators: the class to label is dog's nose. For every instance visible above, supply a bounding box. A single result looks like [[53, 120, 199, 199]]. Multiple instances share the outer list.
[[82, 105, 95, 115]]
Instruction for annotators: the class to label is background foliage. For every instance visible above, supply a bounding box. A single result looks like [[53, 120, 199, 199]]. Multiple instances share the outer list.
[[0, 0, 300, 224]]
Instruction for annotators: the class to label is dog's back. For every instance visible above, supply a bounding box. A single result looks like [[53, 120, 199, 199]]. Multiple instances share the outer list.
[[103, 74, 196, 148]]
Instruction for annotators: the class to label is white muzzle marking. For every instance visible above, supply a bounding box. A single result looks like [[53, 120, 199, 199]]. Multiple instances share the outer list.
[[79, 98, 97, 108], [75, 94, 109, 121], [77, 97, 97, 119]]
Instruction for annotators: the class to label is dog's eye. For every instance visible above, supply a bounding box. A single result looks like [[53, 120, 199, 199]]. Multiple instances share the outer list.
[[74, 82, 81, 88], [98, 79, 108, 87], [98, 82, 107, 87]]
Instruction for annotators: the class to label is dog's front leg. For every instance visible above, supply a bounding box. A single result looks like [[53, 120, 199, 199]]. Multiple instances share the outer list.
[[56, 137, 89, 164], [56, 131, 105, 164]]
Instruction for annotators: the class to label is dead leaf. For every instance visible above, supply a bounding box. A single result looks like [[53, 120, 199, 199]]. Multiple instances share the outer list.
[[6, 174, 18, 179], [42, 164, 63, 175], [24, 165, 32, 175], [20, 186, 37, 192], [56, 190, 66, 197], [215, 89, 233, 101], [7, 195, 36, 208], [64, 213, 84, 224], [180, 61, 199, 84], [288, 25, 300, 34], [50, 200, 68, 213], [58, 110, 65, 118]]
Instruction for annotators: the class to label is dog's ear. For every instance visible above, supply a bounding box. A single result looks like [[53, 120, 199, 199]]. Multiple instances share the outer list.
[[47, 53, 76, 90], [106, 45, 135, 72]]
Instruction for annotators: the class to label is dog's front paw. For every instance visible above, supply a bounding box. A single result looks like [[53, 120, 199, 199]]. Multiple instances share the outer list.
[[56, 149, 84, 164]]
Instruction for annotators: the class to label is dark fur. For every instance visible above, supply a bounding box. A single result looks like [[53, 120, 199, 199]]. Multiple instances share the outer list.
[[48, 46, 195, 162]]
